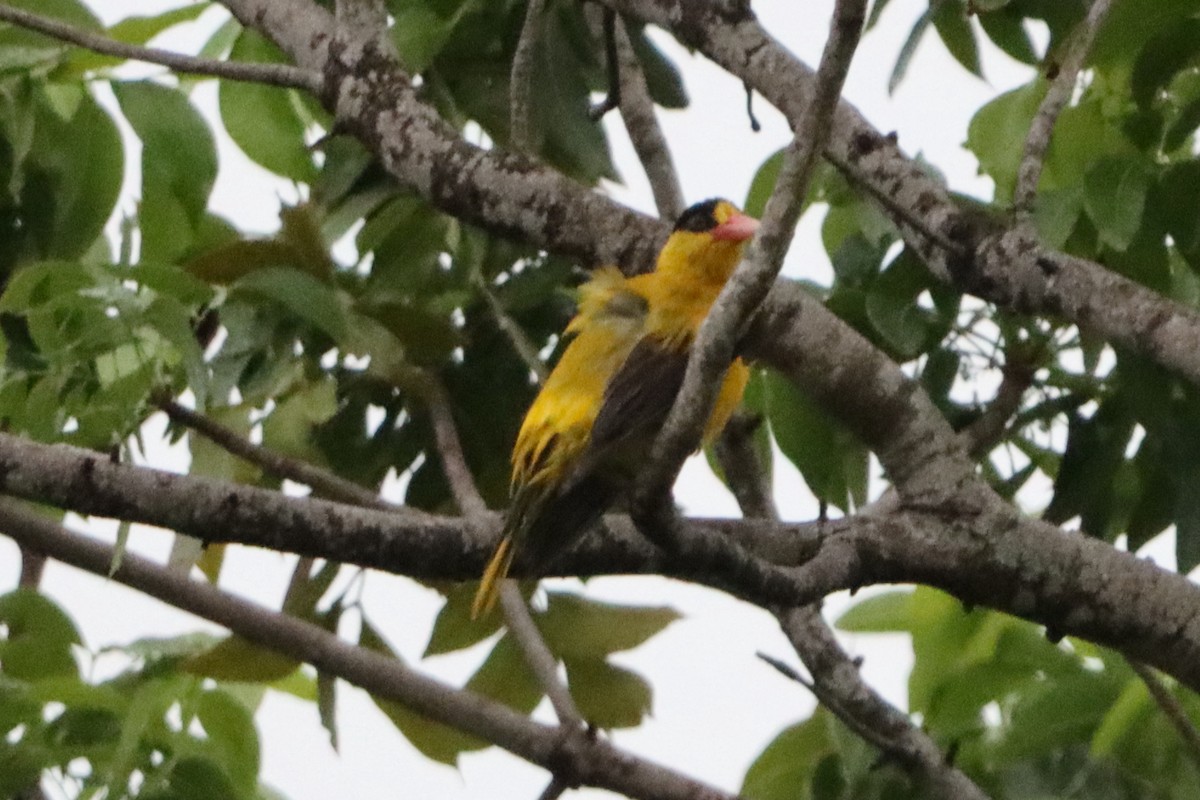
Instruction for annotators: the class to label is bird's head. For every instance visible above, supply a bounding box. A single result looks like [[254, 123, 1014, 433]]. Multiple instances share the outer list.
[[656, 199, 759, 285]]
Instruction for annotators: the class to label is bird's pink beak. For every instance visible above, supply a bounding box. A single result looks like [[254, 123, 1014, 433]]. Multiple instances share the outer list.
[[711, 212, 760, 242]]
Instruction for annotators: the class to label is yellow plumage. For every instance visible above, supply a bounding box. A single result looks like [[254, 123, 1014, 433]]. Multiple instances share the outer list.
[[472, 199, 758, 618]]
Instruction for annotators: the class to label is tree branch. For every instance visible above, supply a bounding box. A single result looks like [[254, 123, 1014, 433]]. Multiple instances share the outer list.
[[610, 16, 684, 220], [157, 398, 421, 516], [0, 499, 736, 800], [776, 608, 990, 799], [500, 582, 584, 729], [1127, 659, 1200, 770], [510, 0, 548, 154], [0, 2, 321, 92], [4, 431, 1200, 692], [409, 373, 489, 518], [1012, 0, 1116, 217]]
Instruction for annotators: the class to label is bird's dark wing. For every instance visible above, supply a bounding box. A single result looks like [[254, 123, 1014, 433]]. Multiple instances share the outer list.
[[581, 334, 689, 476]]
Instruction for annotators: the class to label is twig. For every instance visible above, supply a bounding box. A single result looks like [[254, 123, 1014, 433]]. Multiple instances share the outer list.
[[588, 9, 621, 120], [477, 275, 550, 384], [960, 361, 1035, 458], [500, 582, 584, 728], [713, 412, 776, 520], [0, 2, 321, 92], [409, 374, 489, 518], [633, 0, 866, 513], [1127, 658, 1200, 770], [0, 499, 736, 800], [777, 608, 991, 800], [156, 398, 430, 517], [755, 650, 813, 689], [511, 0, 548, 154], [409, 374, 580, 731], [535, 777, 569, 800], [1012, 0, 1115, 217], [612, 19, 684, 220], [19, 545, 46, 588]]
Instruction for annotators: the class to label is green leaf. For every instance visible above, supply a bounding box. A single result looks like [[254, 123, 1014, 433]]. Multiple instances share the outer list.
[[114, 81, 217, 262], [22, 86, 124, 259], [744, 149, 784, 220], [182, 636, 302, 682], [219, 30, 316, 182], [423, 582, 504, 656], [536, 592, 681, 660], [564, 658, 652, 729], [977, 5, 1039, 65], [0, 589, 81, 680], [888, 5, 934, 94], [389, 1, 472, 73], [196, 688, 261, 792], [742, 716, 832, 800], [932, 0, 982, 78], [1090, 677, 1153, 757], [835, 590, 913, 632], [1034, 184, 1085, 249], [966, 81, 1045, 202], [261, 378, 339, 462], [231, 267, 349, 341], [1083, 157, 1150, 252], [629, 25, 687, 109], [762, 370, 867, 512]]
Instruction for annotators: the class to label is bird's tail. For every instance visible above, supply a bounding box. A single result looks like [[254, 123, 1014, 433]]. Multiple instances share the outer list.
[[471, 536, 515, 619]]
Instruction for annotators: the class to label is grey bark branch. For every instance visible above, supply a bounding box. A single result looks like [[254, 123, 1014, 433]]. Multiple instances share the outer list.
[[0, 500, 735, 800], [0, 2, 321, 91], [510, 0, 548, 154], [500, 582, 585, 729], [157, 398, 419, 516], [777, 608, 991, 800], [408, 373, 580, 731], [4, 430, 1200, 692], [1012, 0, 1116, 216], [612, 19, 684, 220], [411, 374, 489, 518]]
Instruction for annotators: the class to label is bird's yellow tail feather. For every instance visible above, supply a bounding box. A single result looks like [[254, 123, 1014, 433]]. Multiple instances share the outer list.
[[471, 537, 515, 619]]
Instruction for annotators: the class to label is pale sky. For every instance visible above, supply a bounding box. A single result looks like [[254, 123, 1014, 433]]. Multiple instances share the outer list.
[[1, 1, 1053, 798]]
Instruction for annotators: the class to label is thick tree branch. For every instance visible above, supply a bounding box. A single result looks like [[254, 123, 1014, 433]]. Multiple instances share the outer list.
[[0, 500, 735, 800], [3, 430, 1200, 690], [0, 2, 321, 91], [1012, 0, 1115, 216]]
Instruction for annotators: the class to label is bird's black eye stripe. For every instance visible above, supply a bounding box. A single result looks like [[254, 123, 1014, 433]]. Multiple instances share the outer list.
[[673, 198, 722, 233]]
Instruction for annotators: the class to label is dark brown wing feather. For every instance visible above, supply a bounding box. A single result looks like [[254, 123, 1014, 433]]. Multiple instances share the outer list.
[[561, 335, 689, 493]]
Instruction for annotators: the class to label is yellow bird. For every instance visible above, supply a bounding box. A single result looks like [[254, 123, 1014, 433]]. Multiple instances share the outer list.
[[472, 199, 758, 617]]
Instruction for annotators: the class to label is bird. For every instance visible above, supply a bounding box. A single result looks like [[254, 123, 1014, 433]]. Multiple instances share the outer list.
[[471, 198, 759, 618]]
